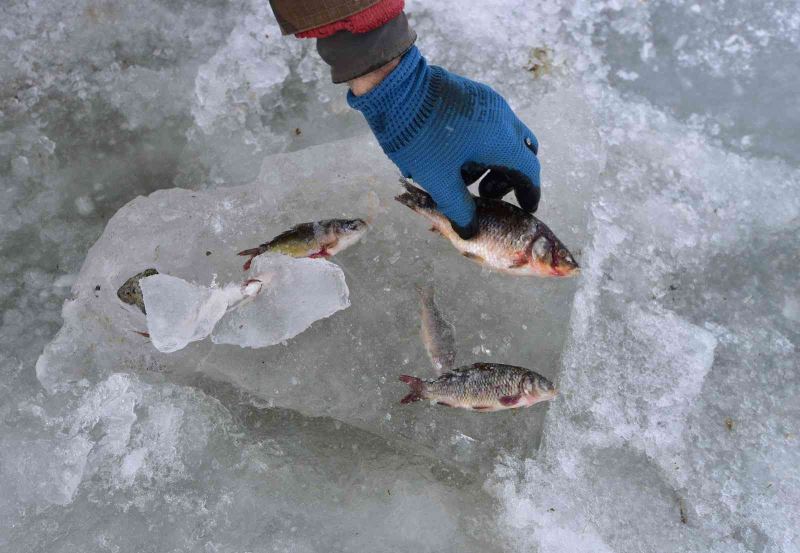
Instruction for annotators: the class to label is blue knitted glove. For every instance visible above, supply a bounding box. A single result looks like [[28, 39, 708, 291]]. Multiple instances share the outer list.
[[348, 46, 541, 239]]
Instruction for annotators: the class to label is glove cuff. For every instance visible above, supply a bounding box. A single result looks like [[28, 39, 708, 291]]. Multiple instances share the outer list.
[[347, 46, 440, 154]]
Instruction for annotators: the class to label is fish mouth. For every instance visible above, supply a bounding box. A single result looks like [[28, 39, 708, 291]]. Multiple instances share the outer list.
[[550, 264, 581, 277], [532, 260, 581, 278]]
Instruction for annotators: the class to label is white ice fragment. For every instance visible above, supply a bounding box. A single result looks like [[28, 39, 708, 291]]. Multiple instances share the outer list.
[[141, 255, 348, 352], [74, 196, 95, 216], [11, 155, 30, 177], [140, 274, 244, 353], [783, 296, 800, 323], [53, 273, 78, 288], [211, 255, 350, 349], [120, 447, 147, 482], [640, 42, 654, 61], [616, 70, 639, 81]]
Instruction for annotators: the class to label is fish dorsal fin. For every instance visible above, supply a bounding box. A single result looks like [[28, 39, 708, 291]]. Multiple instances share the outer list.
[[450, 365, 474, 375]]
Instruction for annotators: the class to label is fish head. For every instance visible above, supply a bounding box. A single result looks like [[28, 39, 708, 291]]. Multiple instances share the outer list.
[[529, 233, 580, 277], [523, 373, 558, 403], [333, 218, 369, 248]]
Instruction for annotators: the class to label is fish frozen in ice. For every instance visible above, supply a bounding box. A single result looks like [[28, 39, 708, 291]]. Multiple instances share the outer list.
[[117, 268, 159, 314]]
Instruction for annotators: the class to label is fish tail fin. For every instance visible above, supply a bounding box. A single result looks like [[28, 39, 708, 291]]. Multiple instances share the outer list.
[[399, 375, 425, 404], [395, 179, 436, 212], [237, 247, 264, 271]]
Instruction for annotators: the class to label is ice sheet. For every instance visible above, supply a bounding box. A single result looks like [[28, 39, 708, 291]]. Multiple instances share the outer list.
[[2, 0, 799, 551], [34, 112, 598, 469]]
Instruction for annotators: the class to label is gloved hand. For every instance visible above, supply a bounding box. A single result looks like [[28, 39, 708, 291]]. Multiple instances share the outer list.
[[348, 46, 541, 239]]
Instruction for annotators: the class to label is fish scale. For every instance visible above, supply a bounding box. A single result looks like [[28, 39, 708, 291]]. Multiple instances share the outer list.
[[430, 364, 528, 404]]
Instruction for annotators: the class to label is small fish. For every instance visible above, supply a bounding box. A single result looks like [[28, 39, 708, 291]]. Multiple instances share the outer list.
[[238, 218, 368, 271], [399, 363, 557, 412], [395, 180, 579, 277], [416, 285, 456, 373], [117, 268, 158, 314]]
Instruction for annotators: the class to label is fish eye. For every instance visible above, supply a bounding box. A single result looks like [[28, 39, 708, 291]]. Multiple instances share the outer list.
[[558, 249, 567, 258]]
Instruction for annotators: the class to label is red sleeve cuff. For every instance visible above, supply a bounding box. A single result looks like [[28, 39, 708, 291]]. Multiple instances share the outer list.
[[296, 0, 405, 38]]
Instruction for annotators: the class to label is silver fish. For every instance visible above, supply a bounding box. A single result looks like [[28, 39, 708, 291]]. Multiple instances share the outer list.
[[399, 363, 557, 412], [416, 285, 457, 373], [395, 180, 579, 277]]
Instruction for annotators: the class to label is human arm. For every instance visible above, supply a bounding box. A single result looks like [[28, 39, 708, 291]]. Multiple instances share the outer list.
[[268, 1, 542, 239]]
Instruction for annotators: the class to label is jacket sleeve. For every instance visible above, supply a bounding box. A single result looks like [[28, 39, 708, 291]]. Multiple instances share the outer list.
[[268, 0, 416, 84]]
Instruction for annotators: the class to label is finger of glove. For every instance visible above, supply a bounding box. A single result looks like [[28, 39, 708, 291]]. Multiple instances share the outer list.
[[514, 118, 539, 155], [510, 148, 541, 213], [462, 161, 515, 200], [475, 142, 541, 212]]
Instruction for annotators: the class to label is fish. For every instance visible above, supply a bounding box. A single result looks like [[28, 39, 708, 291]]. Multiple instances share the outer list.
[[117, 268, 159, 314], [238, 218, 368, 271], [416, 285, 457, 373], [395, 180, 579, 277], [399, 363, 557, 412]]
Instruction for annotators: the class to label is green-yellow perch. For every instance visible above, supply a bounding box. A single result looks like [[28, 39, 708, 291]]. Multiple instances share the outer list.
[[395, 180, 579, 277], [238, 218, 368, 270], [400, 363, 557, 412]]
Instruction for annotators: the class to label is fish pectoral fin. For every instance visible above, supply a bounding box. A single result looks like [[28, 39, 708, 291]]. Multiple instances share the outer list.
[[461, 251, 484, 262], [499, 394, 521, 406], [308, 249, 330, 259], [509, 251, 529, 268]]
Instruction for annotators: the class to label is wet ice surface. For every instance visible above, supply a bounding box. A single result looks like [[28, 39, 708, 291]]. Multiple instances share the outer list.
[[2, 0, 800, 552]]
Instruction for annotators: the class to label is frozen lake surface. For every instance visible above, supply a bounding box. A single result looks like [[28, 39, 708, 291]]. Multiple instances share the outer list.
[[1, 1, 798, 551]]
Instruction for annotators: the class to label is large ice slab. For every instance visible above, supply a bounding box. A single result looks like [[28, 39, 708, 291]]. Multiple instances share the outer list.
[[36, 87, 602, 470], [486, 92, 800, 553]]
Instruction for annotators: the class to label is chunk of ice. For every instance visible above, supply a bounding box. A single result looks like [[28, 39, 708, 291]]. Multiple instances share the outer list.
[[141, 274, 238, 353], [141, 256, 349, 352], [212, 255, 350, 348]]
